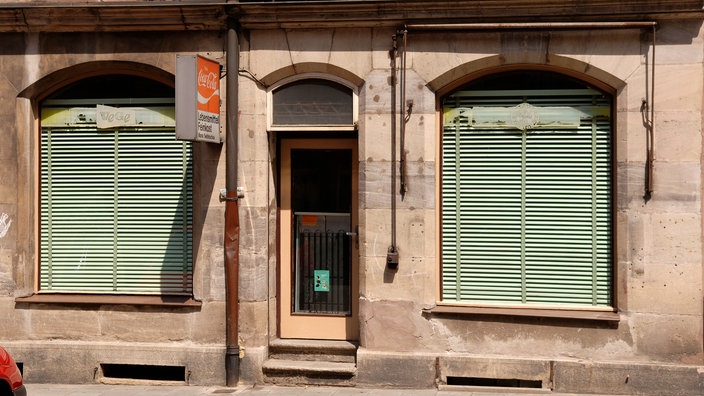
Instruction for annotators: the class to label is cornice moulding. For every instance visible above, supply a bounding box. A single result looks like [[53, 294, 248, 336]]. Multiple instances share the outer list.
[[0, 1, 700, 32]]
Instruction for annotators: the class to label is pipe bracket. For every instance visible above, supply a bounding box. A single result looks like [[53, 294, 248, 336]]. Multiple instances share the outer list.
[[220, 187, 245, 202]]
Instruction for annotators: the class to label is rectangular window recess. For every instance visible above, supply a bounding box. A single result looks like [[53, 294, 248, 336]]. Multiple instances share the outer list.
[[446, 376, 542, 389], [101, 364, 186, 383]]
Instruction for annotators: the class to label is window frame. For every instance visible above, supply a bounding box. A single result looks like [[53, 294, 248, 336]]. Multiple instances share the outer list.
[[37, 97, 194, 297], [434, 70, 619, 318]]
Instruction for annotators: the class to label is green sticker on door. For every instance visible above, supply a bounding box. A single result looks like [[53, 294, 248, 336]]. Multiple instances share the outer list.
[[314, 270, 330, 292]]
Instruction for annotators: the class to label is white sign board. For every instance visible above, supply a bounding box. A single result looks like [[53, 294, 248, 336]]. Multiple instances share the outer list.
[[96, 105, 137, 129]]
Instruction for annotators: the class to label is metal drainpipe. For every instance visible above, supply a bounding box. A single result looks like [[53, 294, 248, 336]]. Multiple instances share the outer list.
[[224, 26, 240, 387]]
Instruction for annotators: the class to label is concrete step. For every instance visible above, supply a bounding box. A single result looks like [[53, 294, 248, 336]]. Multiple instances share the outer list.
[[263, 339, 359, 386], [263, 359, 356, 375], [268, 338, 358, 363], [262, 359, 356, 386]]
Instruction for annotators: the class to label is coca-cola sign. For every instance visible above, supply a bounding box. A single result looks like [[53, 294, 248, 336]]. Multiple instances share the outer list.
[[198, 68, 218, 91], [197, 57, 220, 114], [176, 54, 222, 143]]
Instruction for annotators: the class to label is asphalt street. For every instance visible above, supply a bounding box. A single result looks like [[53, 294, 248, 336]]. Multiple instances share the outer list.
[[24, 383, 617, 396]]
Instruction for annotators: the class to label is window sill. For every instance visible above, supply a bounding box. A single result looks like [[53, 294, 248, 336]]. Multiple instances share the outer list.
[[425, 304, 620, 322], [15, 293, 202, 307]]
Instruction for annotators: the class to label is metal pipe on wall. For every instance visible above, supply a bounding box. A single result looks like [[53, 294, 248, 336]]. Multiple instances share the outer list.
[[387, 34, 399, 269], [224, 26, 241, 387], [399, 28, 410, 199], [405, 22, 658, 31], [646, 24, 656, 199]]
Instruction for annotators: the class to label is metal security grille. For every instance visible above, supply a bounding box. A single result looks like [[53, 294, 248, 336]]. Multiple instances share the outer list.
[[294, 213, 351, 315], [441, 88, 612, 307], [40, 123, 193, 294]]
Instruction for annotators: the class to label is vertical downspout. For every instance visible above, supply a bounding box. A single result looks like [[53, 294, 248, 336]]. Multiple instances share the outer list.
[[224, 27, 240, 387]]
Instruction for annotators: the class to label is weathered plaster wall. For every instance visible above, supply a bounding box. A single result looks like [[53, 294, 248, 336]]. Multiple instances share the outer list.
[[619, 19, 704, 364], [0, 33, 25, 341], [0, 30, 231, 384], [353, 22, 704, 364], [240, 20, 704, 384], [0, 15, 701, 389], [236, 31, 274, 383]]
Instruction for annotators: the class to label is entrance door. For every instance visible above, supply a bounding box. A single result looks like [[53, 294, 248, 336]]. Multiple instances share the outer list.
[[280, 139, 358, 340]]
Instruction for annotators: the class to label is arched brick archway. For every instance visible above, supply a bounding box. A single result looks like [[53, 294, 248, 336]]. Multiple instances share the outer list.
[[430, 56, 624, 97]]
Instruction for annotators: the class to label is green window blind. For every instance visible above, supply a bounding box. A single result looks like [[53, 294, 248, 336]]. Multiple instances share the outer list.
[[40, 123, 193, 294], [441, 89, 612, 307]]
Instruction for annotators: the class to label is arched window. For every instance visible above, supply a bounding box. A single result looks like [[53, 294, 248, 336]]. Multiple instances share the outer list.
[[440, 70, 613, 308], [269, 77, 357, 131], [39, 74, 193, 294]]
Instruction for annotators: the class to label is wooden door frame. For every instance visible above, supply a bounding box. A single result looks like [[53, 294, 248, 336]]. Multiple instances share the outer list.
[[278, 138, 359, 340]]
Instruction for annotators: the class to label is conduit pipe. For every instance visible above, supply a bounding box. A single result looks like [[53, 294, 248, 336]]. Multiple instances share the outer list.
[[387, 34, 399, 269], [399, 28, 411, 199], [645, 24, 656, 199], [224, 27, 241, 387], [405, 22, 659, 31]]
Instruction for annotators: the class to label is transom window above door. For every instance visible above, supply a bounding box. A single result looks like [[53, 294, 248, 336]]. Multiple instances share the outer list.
[[268, 76, 358, 131]]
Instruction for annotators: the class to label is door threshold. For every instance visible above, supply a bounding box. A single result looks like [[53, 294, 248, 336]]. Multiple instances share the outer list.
[[271, 338, 359, 349]]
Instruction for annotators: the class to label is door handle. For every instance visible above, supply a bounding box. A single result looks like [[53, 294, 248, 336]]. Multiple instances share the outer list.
[[346, 226, 359, 249], [346, 225, 359, 237]]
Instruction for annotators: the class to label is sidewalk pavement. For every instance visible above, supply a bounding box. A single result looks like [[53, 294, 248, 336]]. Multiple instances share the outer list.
[[24, 383, 616, 396]]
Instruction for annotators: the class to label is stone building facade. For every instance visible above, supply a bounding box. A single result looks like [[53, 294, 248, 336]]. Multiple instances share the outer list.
[[0, 1, 703, 394]]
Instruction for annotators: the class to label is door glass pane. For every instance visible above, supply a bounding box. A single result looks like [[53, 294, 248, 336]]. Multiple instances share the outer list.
[[291, 149, 351, 213], [291, 149, 352, 315]]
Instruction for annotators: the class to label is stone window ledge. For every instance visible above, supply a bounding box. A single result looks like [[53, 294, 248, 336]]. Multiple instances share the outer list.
[[15, 293, 201, 307], [425, 304, 620, 322]]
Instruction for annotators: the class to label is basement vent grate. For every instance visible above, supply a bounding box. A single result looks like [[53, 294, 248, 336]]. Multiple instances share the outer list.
[[101, 363, 186, 382], [446, 376, 542, 388]]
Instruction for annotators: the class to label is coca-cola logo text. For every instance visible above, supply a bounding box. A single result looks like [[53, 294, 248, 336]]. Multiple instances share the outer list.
[[198, 68, 218, 92]]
